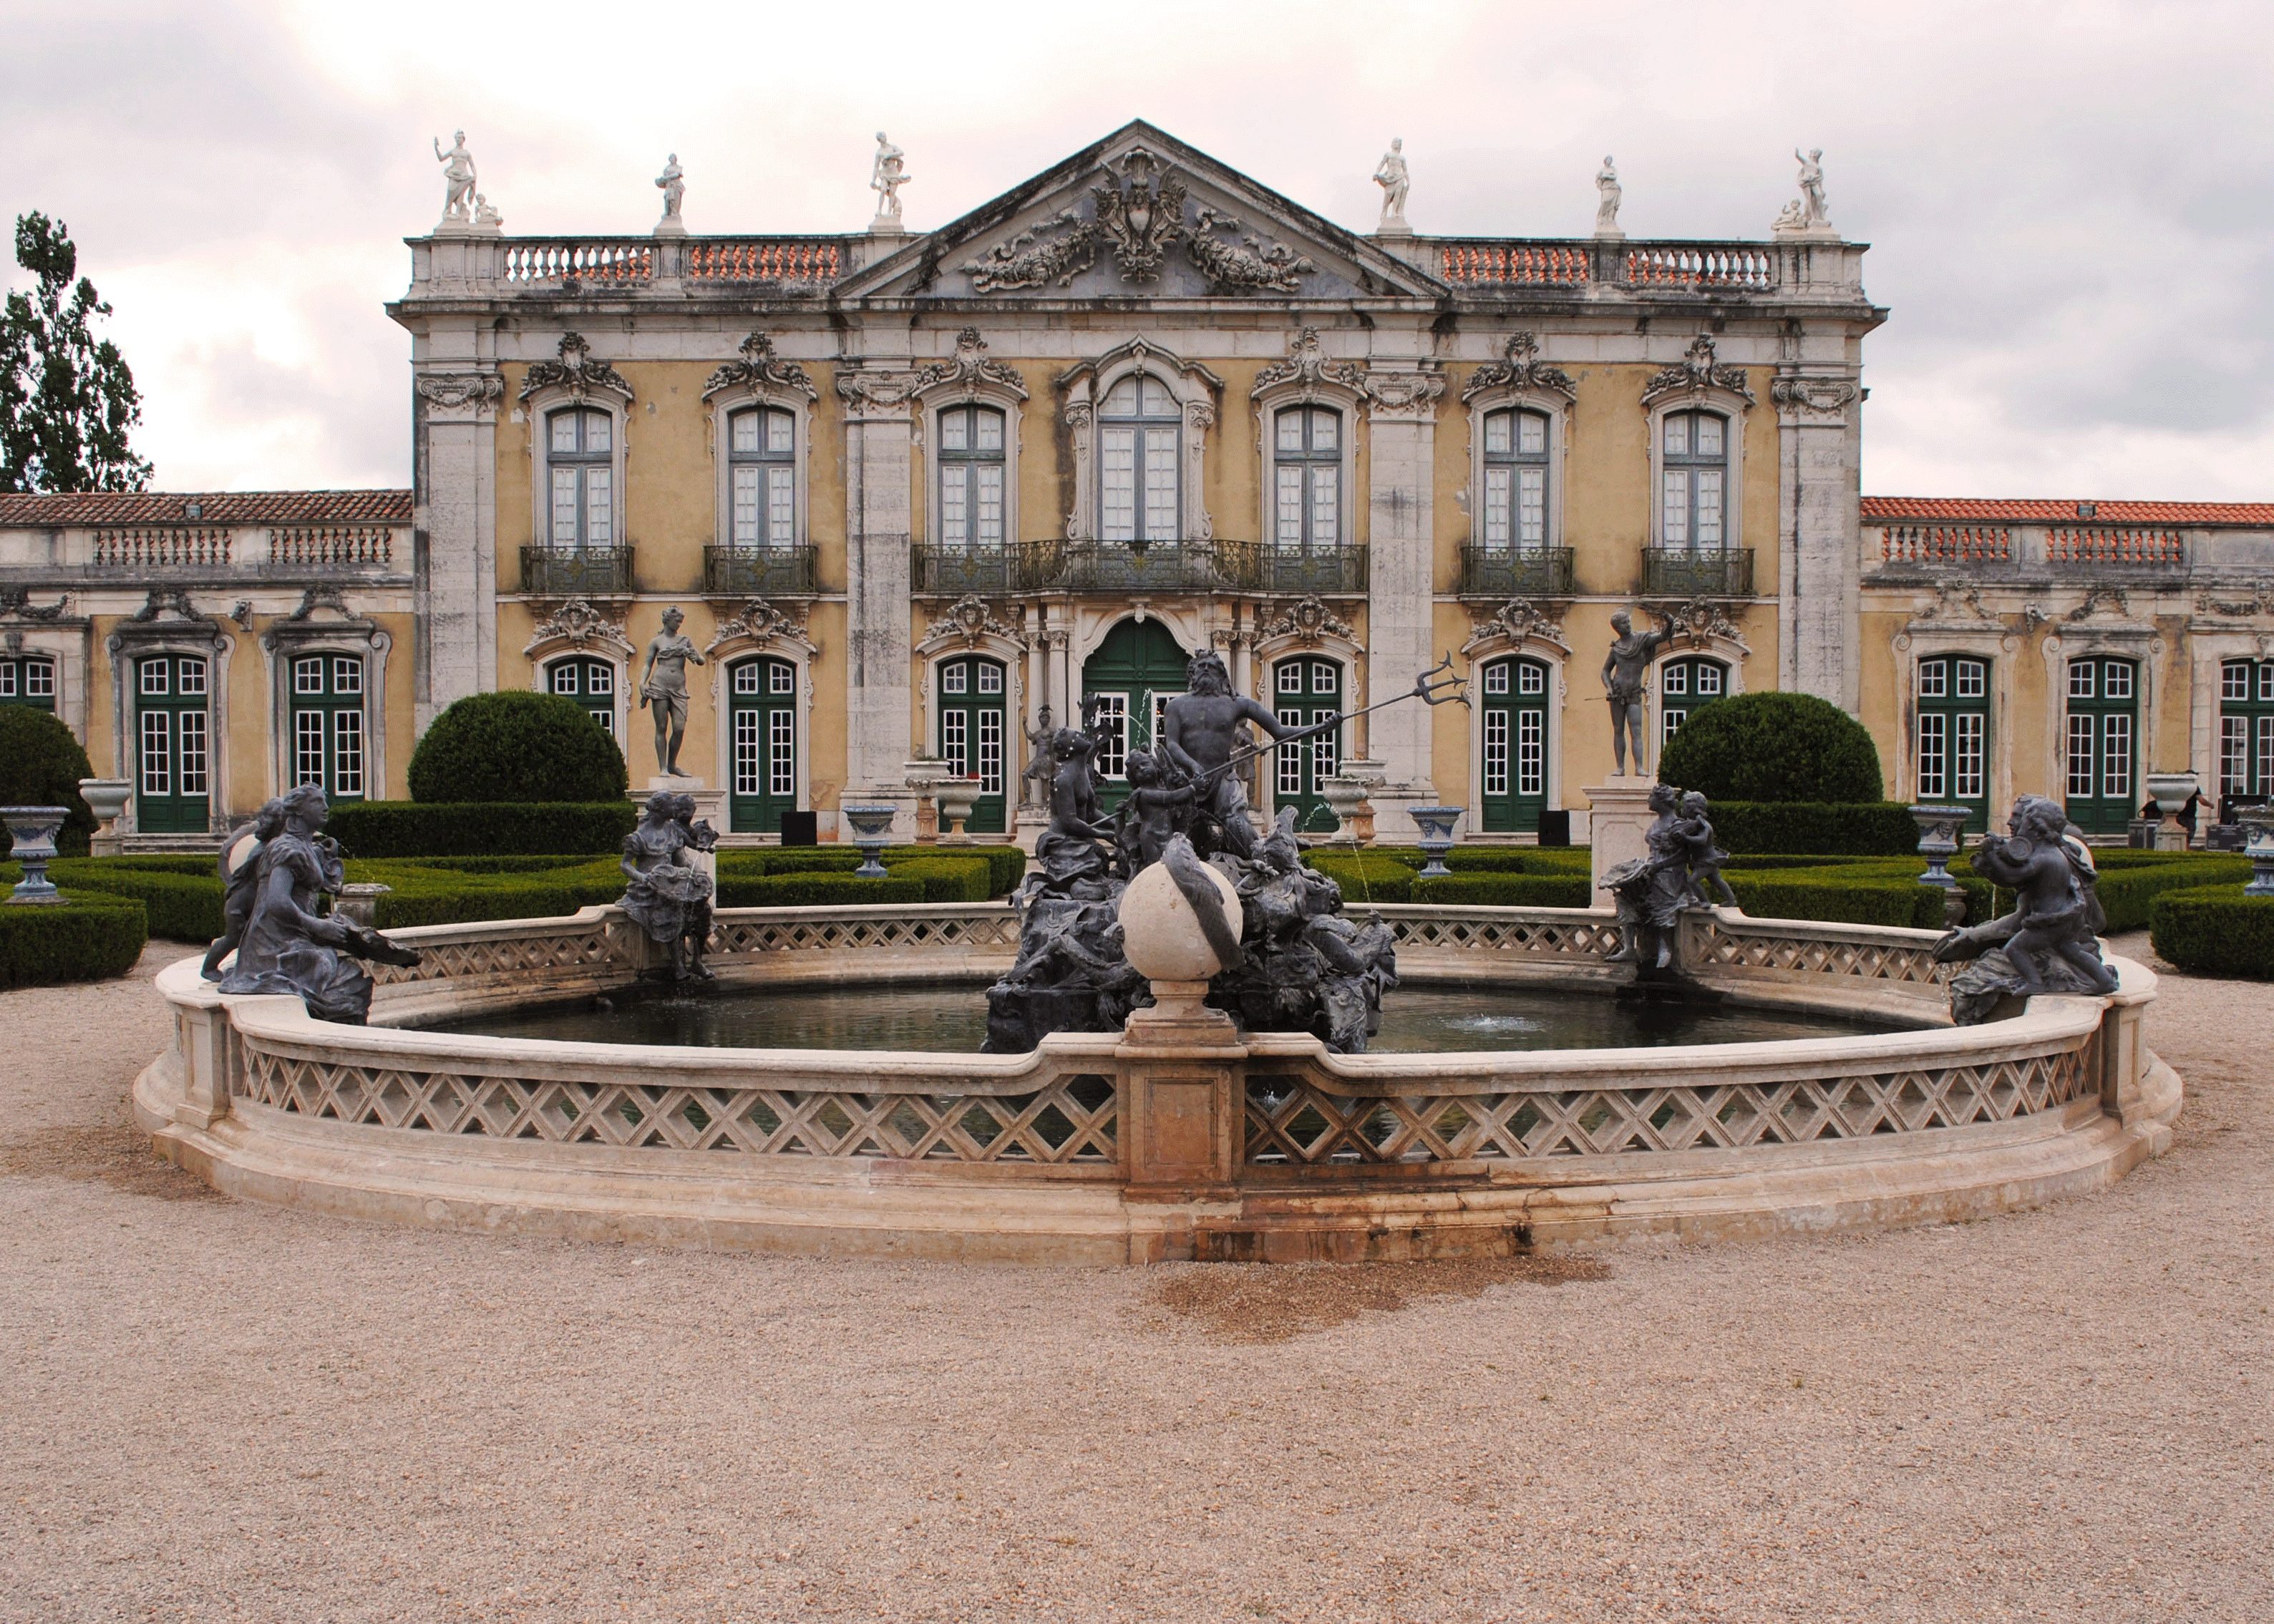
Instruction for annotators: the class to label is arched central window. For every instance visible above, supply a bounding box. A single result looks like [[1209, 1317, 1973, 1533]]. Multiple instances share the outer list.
[[546, 409, 613, 548], [729, 406, 796, 547], [1482, 408, 1549, 550], [1273, 406, 1340, 553], [1099, 374, 1180, 545], [1660, 410, 1726, 551], [938, 404, 1006, 550]]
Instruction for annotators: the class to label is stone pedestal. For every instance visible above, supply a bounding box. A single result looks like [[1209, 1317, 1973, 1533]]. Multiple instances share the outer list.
[[1585, 780, 1659, 904], [1117, 981, 1243, 1196], [1012, 806, 1049, 857], [634, 777, 724, 881]]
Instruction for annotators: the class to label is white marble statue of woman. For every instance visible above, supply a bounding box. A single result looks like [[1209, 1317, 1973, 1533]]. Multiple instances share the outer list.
[[1373, 138, 1410, 230], [871, 132, 911, 221], [1795, 147, 1830, 227], [656, 153, 685, 218], [434, 130, 476, 223], [1595, 155, 1623, 235]]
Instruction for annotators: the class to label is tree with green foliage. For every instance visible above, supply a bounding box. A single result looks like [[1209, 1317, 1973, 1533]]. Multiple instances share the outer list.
[[1657, 690, 1885, 804], [0, 706, 98, 854], [1, 213, 152, 494]]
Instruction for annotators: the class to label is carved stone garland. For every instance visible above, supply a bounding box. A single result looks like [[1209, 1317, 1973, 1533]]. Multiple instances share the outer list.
[[523, 596, 636, 660], [704, 596, 817, 658], [1462, 598, 1570, 656], [1252, 328, 1366, 397], [916, 594, 1022, 656], [518, 332, 632, 404], [1641, 334, 1754, 409], [1461, 332, 1576, 404], [910, 329, 1029, 399], [1187, 206, 1316, 294], [1643, 596, 1753, 653], [1255, 595, 1359, 648], [704, 332, 818, 402]]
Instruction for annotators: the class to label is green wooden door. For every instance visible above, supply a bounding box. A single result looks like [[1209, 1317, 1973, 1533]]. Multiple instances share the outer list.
[[729, 657, 798, 835], [1916, 655, 1993, 833], [1270, 656, 1342, 833], [1080, 618, 1189, 813], [290, 653, 366, 802], [547, 655, 618, 739], [1658, 656, 1728, 755], [2219, 659, 2274, 802], [135, 653, 210, 834], [0, 654, 56, 712], [936, 654, 1008, 835], [2064, 655, 2137, 835], [1479, 656, 1550, 834]]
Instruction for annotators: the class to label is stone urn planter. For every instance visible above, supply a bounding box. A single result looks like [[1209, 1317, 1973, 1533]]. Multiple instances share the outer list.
[[2, 805, 69, 905], [1408, 805, 1462, 877], [840, 804, 898, 877], [2145, 771, 2201, 850], [77, 779, 132, 856], [934, 778, 982, 844], [1908, 804, 1973, 927], [2241, 805, 2274, 898]]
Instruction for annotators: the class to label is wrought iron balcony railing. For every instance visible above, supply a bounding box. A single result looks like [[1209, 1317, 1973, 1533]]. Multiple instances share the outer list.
[[520, 545, 635, 596], [913, 545, 1023, 595], [1641, 548, 1754, 598], [1217, 543, 1369, 595], [705, 545, 817, 596], [1461, 546, 1574, 598], [913, 539, 1369, 596]]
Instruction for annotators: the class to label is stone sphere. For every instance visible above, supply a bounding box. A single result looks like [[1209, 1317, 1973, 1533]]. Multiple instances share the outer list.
[[1117, 858, 1241, 983]]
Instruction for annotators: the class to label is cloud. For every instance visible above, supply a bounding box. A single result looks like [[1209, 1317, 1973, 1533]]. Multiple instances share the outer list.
[[1, 0, 2269, 498]]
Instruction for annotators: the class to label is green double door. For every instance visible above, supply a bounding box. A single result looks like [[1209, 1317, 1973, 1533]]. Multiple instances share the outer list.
[[934, 653, 1008, 835], [1271, 656, 1342, 833], [135, 653, 210, 834], [1479, 656, 1550, 834], [2064, 656, 2138, 836], [1080, 619, 1189, 815], [729, 657, 799, 835]]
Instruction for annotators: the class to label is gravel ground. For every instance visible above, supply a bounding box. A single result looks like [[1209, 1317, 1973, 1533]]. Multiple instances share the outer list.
[[1, 933, 2268, 1624]]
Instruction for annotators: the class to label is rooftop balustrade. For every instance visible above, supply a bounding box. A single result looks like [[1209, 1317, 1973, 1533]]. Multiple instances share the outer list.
[[1869, 522, 2198, 576], [50, 523, 407, 577]]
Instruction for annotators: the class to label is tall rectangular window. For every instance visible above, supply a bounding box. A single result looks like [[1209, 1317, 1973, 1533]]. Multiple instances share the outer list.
[[729, 407, 796, 547], [547, 409, 613, 548], [1273, 406, 1341, 551], [1482, 409, 1550, 549], [1098, 374, 1180, 545], [1661, 411, 1729, 552]]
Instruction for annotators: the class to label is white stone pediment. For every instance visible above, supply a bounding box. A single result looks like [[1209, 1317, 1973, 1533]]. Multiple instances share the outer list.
[[838, 121, 1442, 304]]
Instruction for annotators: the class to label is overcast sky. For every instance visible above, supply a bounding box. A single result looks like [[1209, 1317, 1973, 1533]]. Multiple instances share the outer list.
[[3, 0, 2268, 500]]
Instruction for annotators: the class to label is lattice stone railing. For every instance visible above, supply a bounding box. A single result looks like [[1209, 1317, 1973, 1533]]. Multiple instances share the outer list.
[[1243, 1041, 2095, 1167], [1681, 912, 1948, 987], [709, 906, 1021, 959]]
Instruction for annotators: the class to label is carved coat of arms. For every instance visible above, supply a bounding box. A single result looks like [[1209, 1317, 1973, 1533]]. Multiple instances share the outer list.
[[1092, 149, 1185, 282]]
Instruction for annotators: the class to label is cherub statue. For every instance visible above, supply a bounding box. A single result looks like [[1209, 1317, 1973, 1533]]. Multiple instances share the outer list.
[[1676, 790, 1738, 908], [620, 789, 716, 981], [1117, 749, 1199, 873], [1934, 795, 2119, 1022]]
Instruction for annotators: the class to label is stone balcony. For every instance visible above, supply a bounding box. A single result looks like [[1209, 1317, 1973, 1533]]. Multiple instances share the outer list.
[[913, 540, 1368, 597], [1642, 548, 1755, 598], [1460, 546, 1575, 598]]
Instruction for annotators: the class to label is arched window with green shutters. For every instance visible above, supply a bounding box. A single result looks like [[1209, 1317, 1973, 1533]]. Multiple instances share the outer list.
[[2219, 659, 2274, 799], [2064, 655, 2138, 835], [1916, 655, 1993, 832], [936, 654, 1009, 835], [291, 653, 366, 802], [1479, 656, 1550, 833], [546, 656, 617, 736], [728, 657, 798, 835], [0, 654, 56, 711], [1271, 657, 1341, 832], [135, 653, 210, 834]]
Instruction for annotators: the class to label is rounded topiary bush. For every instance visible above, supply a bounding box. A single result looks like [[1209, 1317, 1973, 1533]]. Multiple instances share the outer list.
[[1657, 691, 1883, 804], [0, 706, 97, 855], [407, 691, 628, 804]]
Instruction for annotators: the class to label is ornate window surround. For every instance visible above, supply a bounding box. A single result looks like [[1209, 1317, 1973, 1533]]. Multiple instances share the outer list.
[[518, 333, 635, 553], [0, 613, 90, 739], [912, 329, 1030, 553], [1641, 336, 1754, 554], [261, 589, 393, 803], [523, 598, 639, 742], [2039, 615, 2162, 807], [703, 598, 821, 836], [2186, 623, 2274, 796], [1250, 328, 1368, 549], [1892, 614, 2020, 815], [1462, 334, 1576, 552], [1457, 602, 1572, 842], [105, 595, 235, 833], [1057, 339, 1221, 543], [704, 332, 820, 553]]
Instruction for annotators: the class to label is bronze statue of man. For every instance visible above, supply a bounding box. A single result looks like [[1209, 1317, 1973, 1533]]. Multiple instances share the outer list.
[[1603, 608, 1673, 775], [1160, 652, 1288, 860]]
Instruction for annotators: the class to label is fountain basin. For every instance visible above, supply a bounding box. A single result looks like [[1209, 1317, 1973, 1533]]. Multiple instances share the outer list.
[[135, 900, 2180, 1263]]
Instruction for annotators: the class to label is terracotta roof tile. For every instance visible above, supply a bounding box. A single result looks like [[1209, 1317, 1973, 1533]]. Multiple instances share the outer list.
[[0, 490, 412, 527], [1862, 495, 2274, 526]]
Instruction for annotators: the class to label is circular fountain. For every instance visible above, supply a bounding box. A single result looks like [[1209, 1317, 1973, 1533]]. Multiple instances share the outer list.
[[137, 886, 2177, 1263]]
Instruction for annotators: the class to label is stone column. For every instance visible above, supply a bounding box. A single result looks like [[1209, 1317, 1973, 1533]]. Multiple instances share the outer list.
[[1045, 624, 1071, 728], [1773, 371, 1865, 712], [1363, 364, 1446, 839], [836, 367, 920, 837], [412, 361, 505, 732]]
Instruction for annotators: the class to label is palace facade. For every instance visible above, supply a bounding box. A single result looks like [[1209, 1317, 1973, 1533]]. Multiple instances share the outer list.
[[4, 121, 2270, 846]]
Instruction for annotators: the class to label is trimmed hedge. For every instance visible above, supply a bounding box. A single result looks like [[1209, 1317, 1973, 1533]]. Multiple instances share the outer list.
[[2151, 886, 2274, 979], [326, 801, 637, 859], [0, 707, 97, 856], [0, 889, 147, 988], [407, 691, 629, 804], [45, 860, 225, 940], [1411, 872, 1592, 908], [1656, 691, 1885, 804], [1698, 801, 1920, 857], [1304, 853, 1414, 903], [2086, 854, 2249, 933], [714, 871, 926, 908]]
